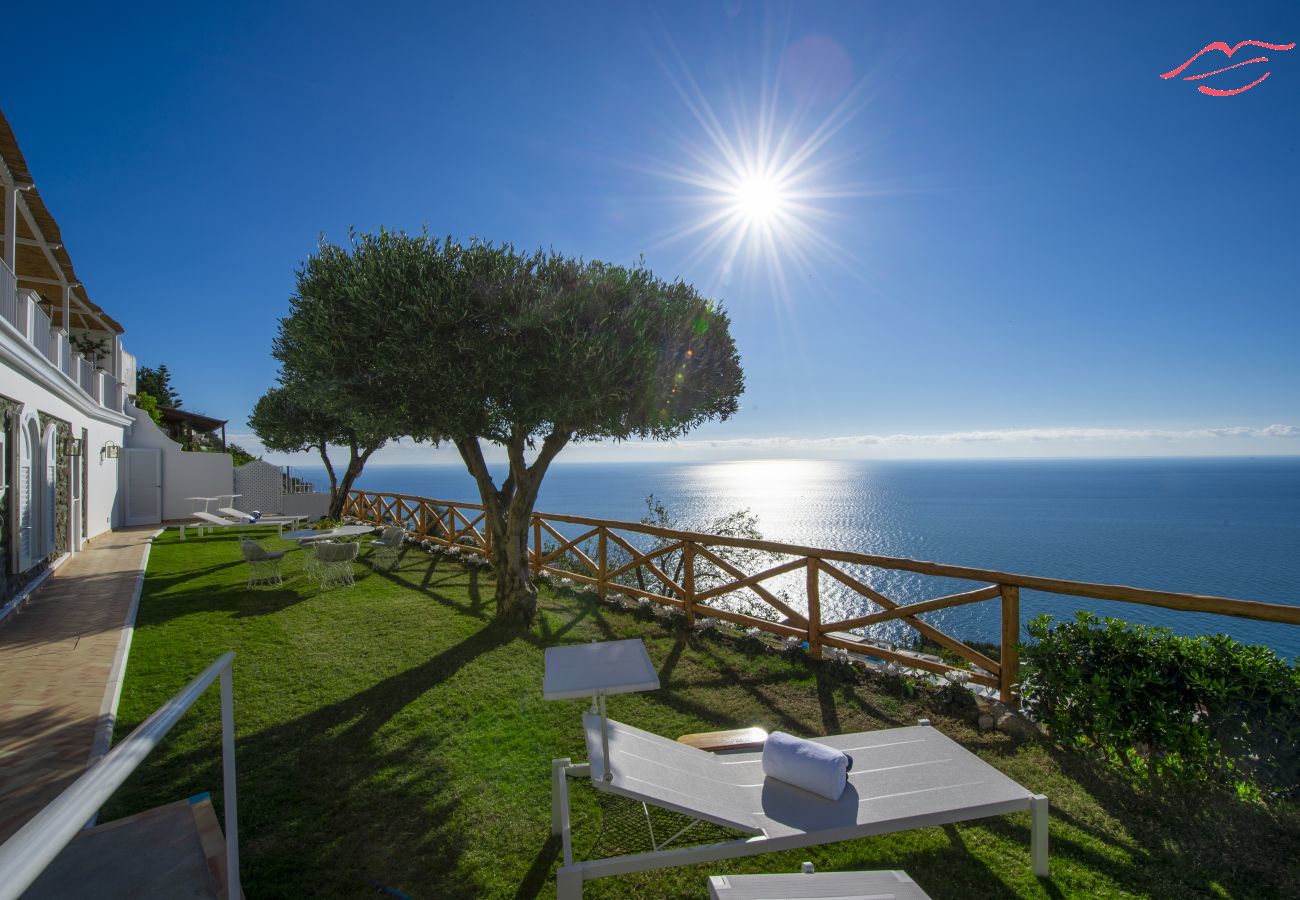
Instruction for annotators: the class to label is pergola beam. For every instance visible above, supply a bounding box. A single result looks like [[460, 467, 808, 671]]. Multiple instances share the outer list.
[[0, 234, 63, 249], [10, 191, 115, 334]]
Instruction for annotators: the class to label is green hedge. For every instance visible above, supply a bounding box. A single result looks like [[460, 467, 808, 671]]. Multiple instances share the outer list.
[[1021, 612, 1300, 799]]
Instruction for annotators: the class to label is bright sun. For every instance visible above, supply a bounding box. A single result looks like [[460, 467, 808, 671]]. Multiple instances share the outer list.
[[643, 91, 864, 297], [639, 39, 870, 297], [729, 171, 788, 225]]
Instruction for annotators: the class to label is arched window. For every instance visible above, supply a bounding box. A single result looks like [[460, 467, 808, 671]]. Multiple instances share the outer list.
[[17, 416, 37, 570], [43, 423, 59, 557]]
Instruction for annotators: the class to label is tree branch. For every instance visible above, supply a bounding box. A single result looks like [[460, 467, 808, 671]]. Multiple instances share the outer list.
[[522, 428, 570, 506], [317, 441, 337, 497], [456, 437, 502, 524]]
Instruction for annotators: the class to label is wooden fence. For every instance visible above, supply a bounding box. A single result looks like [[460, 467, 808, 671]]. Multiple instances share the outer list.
[[343, 490, 1300, 703]]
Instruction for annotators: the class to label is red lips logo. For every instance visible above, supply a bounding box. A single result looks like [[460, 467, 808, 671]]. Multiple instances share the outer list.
[[1160, 40, 1295, 96]]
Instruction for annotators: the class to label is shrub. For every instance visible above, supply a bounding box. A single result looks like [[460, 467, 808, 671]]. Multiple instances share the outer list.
[[1022, 612, 1300, 799], [135, 390, 164, 425]]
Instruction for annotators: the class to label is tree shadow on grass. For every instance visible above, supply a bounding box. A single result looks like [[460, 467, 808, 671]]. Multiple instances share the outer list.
[[138, 560, 246, 595], [369, 555, 495, 623], [131, 579, 315, 626], [1010, 744, 1300, 899], [106, 622, 518, 896]]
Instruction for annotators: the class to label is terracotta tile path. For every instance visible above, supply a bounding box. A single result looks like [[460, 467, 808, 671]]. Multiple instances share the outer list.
[[0, 527, 159, 842]]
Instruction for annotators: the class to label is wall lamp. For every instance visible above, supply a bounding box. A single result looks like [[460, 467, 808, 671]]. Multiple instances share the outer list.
[[100, 440, 120, 461], [62, 436, 83, 458]]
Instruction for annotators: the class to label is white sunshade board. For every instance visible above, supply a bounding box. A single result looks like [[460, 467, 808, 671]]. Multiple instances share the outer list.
[[584, 713, 1036, 842], [543, 639, 660, 700]]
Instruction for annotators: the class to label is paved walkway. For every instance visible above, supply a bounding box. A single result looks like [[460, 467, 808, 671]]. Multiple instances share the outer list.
[[0, 527, 158, 842]]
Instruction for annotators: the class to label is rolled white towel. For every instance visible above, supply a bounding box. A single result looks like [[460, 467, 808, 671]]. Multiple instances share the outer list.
[[761, 731, 853, 801]]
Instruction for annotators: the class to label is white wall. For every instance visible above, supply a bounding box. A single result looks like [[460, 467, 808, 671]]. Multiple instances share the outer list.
[[283, 492, 330, 519], [123, 402, 234, 521], [0, 350, 129, 541]]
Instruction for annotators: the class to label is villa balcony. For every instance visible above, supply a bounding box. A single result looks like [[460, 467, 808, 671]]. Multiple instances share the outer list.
[[0, 257, 129, 415]]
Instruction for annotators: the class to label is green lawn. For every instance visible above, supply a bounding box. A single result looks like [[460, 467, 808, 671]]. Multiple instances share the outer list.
[[107, 528, 1299, 898]]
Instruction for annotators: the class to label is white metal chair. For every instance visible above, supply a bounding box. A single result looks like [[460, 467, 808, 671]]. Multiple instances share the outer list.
[[551, 714, 1048, 898], [240, 540, 285, 587], [368, 526, 406, 570], [314, 541, 359, 591]]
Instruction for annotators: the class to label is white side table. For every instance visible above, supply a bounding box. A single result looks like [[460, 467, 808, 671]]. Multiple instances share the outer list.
[[544, 639, 660, 781]]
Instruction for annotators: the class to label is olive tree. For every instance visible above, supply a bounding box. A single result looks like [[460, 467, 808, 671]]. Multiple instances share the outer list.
[[275, 230, 744, 623], [249, 383, 397, 520]]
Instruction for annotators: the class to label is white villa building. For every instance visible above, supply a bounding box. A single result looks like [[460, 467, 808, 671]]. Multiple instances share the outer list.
[[0, 107, 333, 622], [0, 108, 138, 615]]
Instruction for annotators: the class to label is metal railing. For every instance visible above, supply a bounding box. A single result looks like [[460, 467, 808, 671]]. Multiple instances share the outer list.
[[8, 287, 30, 339], [56, 330, 74, 378], [0, 275, 128, 415], [30, 302, 52, 365], [0, 258, 17, 334], [282, 466, 318, 494], [0, 652, 240, 900], [101, 375, 122, 412], [78, 355, 95, 396]]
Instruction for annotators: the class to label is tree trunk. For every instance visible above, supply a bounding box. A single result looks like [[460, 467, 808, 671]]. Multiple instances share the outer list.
[[490, 505, 538, 625], [456, 431, 568, 625], [328, 443, 376, 520], [318, 441, 340, 518]]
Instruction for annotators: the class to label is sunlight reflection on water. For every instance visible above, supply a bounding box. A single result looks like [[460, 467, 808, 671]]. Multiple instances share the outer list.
[[338, 458, 1300, 657]]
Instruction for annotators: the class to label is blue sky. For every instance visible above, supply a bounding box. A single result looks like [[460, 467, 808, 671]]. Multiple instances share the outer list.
[[7, 1, 1300, 463]]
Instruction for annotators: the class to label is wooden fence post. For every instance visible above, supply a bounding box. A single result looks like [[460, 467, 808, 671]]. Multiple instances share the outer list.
[[597, 529, 608, 600], [532, 519, 542, 577], [683, 543, 696, 623], [807, 558, 822, 661], [999, 584, 1020, 704]]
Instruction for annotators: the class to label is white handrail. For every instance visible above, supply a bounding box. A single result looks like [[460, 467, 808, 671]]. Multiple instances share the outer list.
[[0, 652, 240, 900]]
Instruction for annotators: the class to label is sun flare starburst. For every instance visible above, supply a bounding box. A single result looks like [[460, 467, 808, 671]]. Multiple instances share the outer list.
[[637, 35, 874, 300]]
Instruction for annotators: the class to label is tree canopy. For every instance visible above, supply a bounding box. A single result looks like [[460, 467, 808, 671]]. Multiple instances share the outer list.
[[273, 230, 744, 620], [249, 381, 399, 519], [136, 363, 181, 408]]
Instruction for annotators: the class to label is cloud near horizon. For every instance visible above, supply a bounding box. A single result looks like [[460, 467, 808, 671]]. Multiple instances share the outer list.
[[226, 423, 1300, 466], [692, 424, 1300, 448]]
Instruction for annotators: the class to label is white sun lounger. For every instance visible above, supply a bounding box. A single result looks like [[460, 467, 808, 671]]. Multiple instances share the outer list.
[[179, 510, 302, 540], [216, 504, 305, 531], [551, 713, 1047, 898]]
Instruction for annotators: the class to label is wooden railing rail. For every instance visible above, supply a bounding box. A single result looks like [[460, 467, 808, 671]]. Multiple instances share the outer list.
[[343, 489, 1300, 704]]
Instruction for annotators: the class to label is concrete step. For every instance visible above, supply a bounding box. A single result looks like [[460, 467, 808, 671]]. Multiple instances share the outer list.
[[22, 793, 237, 899]]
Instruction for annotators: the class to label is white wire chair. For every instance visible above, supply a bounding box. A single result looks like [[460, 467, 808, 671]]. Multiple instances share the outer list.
[[240, 540, 285, 587], [314, 541, 359, 591], [368, 526, 406, 570]]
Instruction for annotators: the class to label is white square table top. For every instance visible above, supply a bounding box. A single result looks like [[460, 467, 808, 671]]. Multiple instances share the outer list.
[[282, 524, 375, 542], [543, 638, 660, 700], [281, 528, 331, 542]]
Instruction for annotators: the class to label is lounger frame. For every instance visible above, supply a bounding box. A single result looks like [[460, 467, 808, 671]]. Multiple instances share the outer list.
[[550, 716, 1047, 898]]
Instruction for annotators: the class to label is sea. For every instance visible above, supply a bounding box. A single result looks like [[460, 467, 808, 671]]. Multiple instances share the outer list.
[[295, 457, 1300, 658]]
